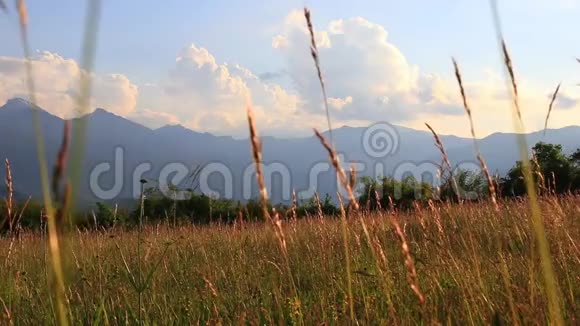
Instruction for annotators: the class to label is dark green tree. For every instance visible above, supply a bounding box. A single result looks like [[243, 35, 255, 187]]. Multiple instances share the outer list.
[[501, 142, 575, 196]]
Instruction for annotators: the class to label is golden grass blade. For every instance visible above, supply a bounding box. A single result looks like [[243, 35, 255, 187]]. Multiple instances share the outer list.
[[490, 1, 563, 324], [68, 0, 102, 218], [452, 58, 499, 210], [543, 83, 561, 136], [14, 1, 68, 324], [304, 7, 334, 145]]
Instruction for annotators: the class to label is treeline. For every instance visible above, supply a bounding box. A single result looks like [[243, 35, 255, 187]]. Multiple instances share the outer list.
[[2, 141, 580, 231], [362, 142, 580, 209]]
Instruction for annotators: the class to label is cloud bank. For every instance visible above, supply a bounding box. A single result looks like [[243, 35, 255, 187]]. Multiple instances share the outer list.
[[0, 51, 137, 118], [1, 10, 580, 137]]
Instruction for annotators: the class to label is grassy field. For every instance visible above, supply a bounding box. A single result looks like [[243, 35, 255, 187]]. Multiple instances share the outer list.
[[1, 196, 579, 324]]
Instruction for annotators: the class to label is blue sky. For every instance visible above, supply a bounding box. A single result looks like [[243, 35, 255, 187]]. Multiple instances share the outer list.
[[1, 0, 580, 137]]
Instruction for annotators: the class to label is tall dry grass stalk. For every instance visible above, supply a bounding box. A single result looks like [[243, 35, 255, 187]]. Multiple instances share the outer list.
[[490, 1, 562, 324], [304, 7, 358, 306], [349, 165, 357, 193], [390, 215, 425, 307], [336, 194, 355, 320], [1, 159, 30, 267], [313, 129, 359, 210], [271, 209, 287, 254], [424, 123, 461, 203], [52, 120, 72, 233], [314, 192, 324, 220], [304, 8, 333, 144], [301, 16, 358, 319], [52, 121, 70, 201], [4, 159, 13, 233], [543, 83, 561, 135], [452, 58, 499, 210], [14, 0, 55, 217], [246, 108, 270, 221], [14, 1, 68, 324], [531, 151, 547, 194], [302, 14, 358, 321], [290, 190, 298, 221], [246, 108, 300, 322], [2, 158, 29, 266]]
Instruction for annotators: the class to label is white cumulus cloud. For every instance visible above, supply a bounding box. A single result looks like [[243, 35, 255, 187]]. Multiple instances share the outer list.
[[0, 51, 138, 118], [140, 44, 313, 136]]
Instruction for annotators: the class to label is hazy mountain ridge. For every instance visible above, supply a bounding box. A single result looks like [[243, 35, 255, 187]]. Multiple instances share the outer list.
[[1, 98, 579, 205]]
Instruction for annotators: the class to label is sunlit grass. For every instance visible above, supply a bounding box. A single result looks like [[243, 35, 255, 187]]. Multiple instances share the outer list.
[[11, 0, 102, 325], [1, 198, 579, 324], [491, 1, 563, 323]]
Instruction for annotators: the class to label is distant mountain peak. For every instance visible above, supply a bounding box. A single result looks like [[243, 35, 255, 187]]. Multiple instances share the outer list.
[[157, 123, 189, 131], [0, 97, 63, 121], [7, 97, 29, 104], [2, 97, 37, 110], [87, 107, 122, 119], [156, 123, 209, 137]]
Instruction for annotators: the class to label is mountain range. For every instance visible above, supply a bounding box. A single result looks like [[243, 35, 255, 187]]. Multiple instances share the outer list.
[[2, 97, 580, 206]]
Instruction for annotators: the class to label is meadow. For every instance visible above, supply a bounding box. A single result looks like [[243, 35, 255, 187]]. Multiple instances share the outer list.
[[1, 196, 579, 324]]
